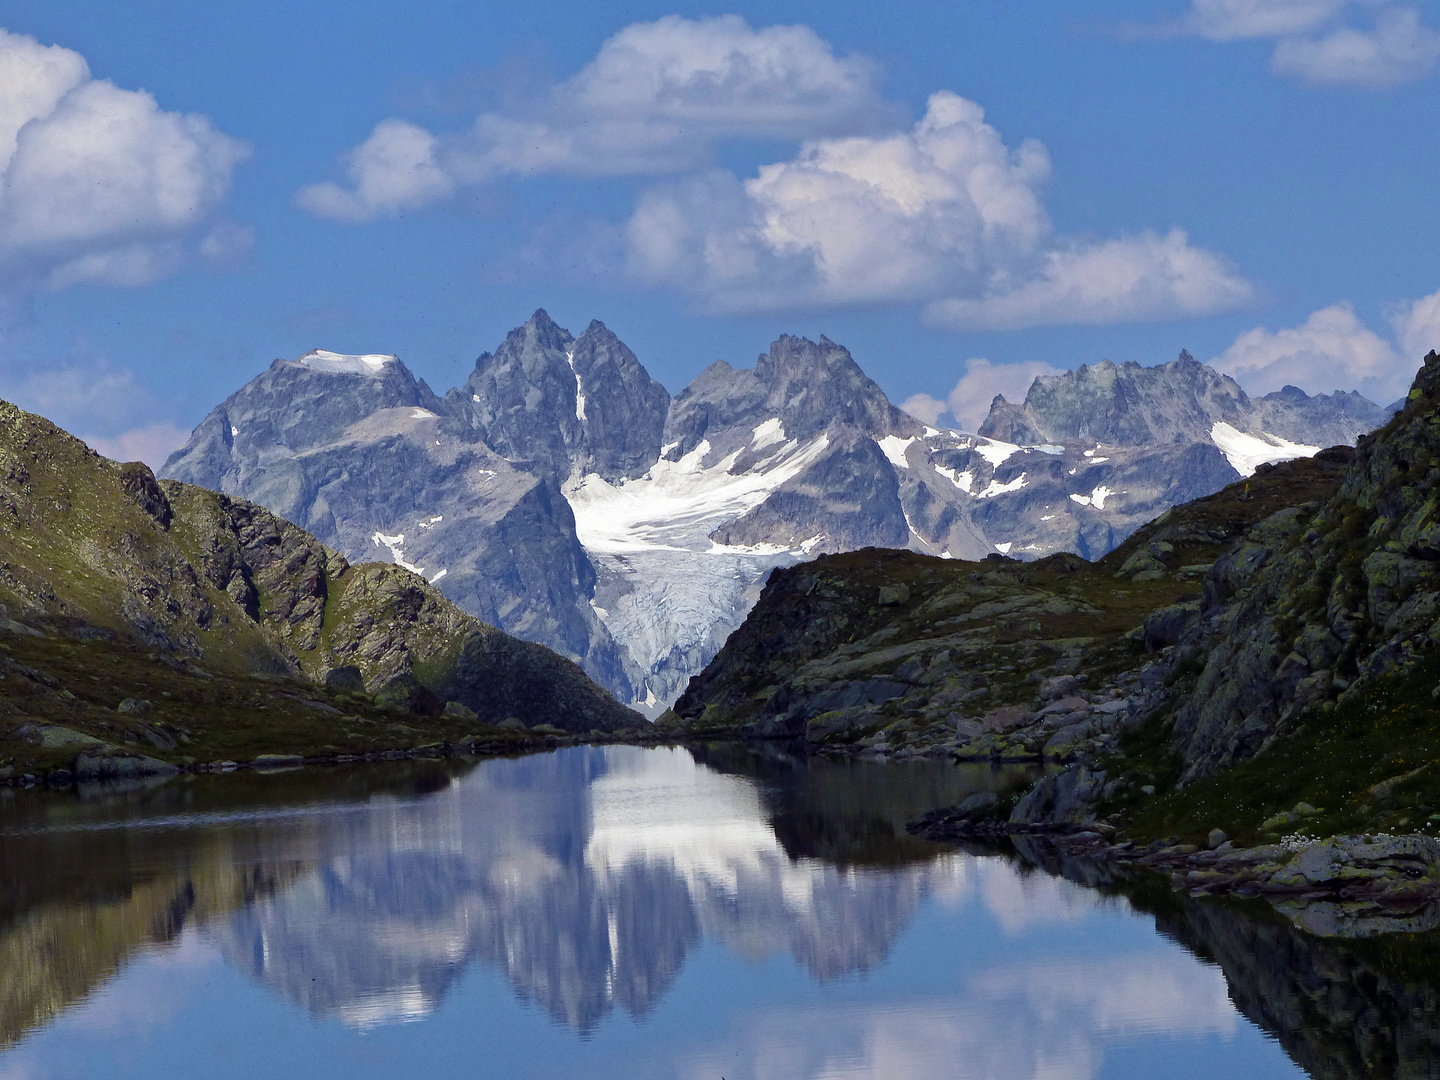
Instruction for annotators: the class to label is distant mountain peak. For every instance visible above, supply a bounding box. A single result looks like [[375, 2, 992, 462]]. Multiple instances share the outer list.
[[293, 350, 399, 376]]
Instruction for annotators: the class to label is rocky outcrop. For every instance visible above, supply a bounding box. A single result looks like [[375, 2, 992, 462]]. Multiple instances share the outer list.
[[1167, 351, 1440, 783], [0, 397, 637, 766]]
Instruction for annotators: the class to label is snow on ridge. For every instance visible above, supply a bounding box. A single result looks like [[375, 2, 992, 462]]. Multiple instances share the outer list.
[[1210, 422, 1320, 476], [566, 433, 832, 555], [877, 434, 916, 470], [975, 473, 1027, 499], [297, 349, 397, 375], [974, 437, 1020, 467], [410, 407, 437, 419]]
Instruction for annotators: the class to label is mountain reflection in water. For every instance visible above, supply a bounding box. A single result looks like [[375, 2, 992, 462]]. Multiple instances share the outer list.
[[0, 745, 1432, 1078], [216, 746, 1011, 1031]]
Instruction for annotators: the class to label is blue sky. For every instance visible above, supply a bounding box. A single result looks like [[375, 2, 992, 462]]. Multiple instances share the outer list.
[[0, 0, 1437, 462]]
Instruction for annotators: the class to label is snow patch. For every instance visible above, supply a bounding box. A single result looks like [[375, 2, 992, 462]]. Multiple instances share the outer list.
[[472, 394, 480, 402], [751, 418, 786, 450], [995, 542, 1013, 554], [297, 349, 397, 375], [934, 466, 974, 493], [975, 438, 1020, 467], [976, 473, 1027, 499], [1210, 422, 1321, 476], [428, 569, 447, 584], [1070, 485, 1119, 509], [417, 516, 443, 530], [565, 346, 587, 422], [1082, 447, 1110, 463], [877, 435, 916, 470], [410, 407, 437, 419], [1030, 444, 1064, 456], [371, 531, 426, 576], [230, 425, 239, 437], [566, 433, 832, 555]]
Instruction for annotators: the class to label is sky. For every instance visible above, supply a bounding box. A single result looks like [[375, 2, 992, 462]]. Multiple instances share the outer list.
[[0, 0, 1438, 464]]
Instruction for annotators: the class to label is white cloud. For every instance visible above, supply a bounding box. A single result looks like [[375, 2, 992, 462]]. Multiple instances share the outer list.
[[621, 94, 1249, 323], [295, 119, 454, 223], [82, 422, 191, 468], [900, 393, 947, 426], [1183, 0, 1346, 39], [1171, 1, 1440, 87], [1393, 286, 1440, 361], [924, 229, 1255, 332], [1213, 295, 1440, 401], [297, 15, 888, 221], [0, 28, 249, 295], [624, 93, 1062, 312], [1271, 6, 1440, 87]]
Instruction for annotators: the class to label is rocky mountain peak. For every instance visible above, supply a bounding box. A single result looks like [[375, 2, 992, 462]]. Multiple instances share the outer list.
[[162, 351, 443, 493], [976, 350, 1394, 452], [458, 312, 668, 482], [982, 350, 1254, 447], [664, 334, 918, 460]]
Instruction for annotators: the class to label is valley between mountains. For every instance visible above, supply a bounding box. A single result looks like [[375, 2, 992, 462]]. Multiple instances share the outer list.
[[163, 309, 1392, 715], [6, 310, 1440, 939]]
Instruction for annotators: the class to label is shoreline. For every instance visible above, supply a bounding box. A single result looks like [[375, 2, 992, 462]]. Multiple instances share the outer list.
[[910, 813, 1440, 938]]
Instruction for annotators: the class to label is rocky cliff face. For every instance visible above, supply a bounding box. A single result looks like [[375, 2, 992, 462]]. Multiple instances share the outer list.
[[0, 397, 635, 777], [164, 318, 1393, 715]]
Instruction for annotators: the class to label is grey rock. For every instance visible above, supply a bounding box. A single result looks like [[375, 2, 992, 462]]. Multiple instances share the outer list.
[[1039, 674, 1081, 700], [1010, 765, 1107, 825], [1043, 723, 1093, 758], [73, 750, 177, 778]]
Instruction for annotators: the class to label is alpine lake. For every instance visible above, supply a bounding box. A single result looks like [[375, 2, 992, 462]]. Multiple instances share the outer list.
[[0, 744, 1432, 1079]]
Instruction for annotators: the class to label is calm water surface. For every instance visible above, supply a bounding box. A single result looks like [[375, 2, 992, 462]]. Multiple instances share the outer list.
[[0, 744, 1423, 1079]]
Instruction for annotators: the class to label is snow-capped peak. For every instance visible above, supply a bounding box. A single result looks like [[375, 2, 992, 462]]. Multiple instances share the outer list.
[[296, 350, 398, 375]]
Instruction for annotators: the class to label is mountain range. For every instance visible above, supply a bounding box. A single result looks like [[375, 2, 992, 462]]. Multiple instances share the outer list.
[[162, 311, 1394, 714]]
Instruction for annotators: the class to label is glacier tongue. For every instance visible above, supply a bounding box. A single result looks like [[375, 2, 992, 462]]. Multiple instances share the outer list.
[[566, 433, 832, 714]]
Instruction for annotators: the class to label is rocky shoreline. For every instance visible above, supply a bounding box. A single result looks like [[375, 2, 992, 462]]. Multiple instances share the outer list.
[[0, 720, 681, 790], [910, 809, 1440, 937]]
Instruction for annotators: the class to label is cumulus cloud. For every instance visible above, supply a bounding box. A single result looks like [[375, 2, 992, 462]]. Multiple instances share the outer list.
[[1213, 288, 1440, 402], [925, 229, 1254, 331], [1271, 6, 1440, 87], [1169, 1, 1440, 87], [1394, 287, 1440, 360], [296, 15, 888, 221], [294, 119, 454, 222], [0, 29, 248, 296], [624, 93, 1058, 311], [300, 19, 1248, 329], [622, 95, 1250, 324], [900, 393, 947, 426]]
